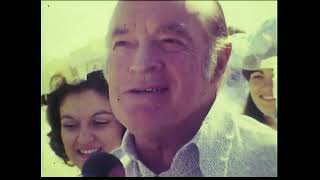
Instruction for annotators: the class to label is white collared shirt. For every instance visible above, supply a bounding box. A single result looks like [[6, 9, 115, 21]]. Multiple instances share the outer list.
[[112, 96, 277, 177]]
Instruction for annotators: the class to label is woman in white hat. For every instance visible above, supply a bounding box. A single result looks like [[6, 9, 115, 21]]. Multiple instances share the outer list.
[[242, 55, 277, 130]]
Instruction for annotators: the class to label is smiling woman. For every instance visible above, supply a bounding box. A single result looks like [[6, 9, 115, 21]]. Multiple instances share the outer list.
[[242, 56, 277, 130], [46, 71, 126, 171]]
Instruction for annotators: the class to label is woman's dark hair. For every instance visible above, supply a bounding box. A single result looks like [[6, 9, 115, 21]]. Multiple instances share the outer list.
[[243, 94, 265, 124], [46, 71, 125, 166], [241, 69, 251, 81]]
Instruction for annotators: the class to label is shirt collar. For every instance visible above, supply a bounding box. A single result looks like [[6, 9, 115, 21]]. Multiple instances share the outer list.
[[120, 94, 235, 176]]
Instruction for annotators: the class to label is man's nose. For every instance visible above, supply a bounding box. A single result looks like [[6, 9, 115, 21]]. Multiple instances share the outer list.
[[77, 129, 94, 145], [129, 41, 164, 73]]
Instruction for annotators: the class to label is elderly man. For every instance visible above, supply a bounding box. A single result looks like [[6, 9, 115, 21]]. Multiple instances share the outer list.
[[105, 1, 277, 177]]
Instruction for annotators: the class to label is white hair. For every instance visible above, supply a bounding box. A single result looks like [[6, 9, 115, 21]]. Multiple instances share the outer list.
[[103, 57, 109, 82], [204, 36, 230, 82]]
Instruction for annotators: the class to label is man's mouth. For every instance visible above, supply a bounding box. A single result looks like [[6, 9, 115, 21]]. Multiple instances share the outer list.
[[129, 87, 168, 94], [77, 147, 103, 156]]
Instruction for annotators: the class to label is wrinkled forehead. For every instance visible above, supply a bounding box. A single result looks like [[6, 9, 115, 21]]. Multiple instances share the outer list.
[[110, 1, 190, 33], [107, 1, 220, 38], [116, 1, 186, 15]]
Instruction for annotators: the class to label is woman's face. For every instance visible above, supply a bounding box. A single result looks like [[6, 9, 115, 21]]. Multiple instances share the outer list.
[[249, 69, 276, 115], [60, 89, 124, 169]]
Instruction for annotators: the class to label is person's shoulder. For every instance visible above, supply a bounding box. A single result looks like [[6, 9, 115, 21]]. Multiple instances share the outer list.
[[234, 114, 277, 146], [199, 111, 277, 176], [227, 114, 277, 176]]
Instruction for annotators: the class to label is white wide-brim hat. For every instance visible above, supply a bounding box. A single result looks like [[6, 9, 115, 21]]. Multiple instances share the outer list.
[[242, 55, 277, 71]]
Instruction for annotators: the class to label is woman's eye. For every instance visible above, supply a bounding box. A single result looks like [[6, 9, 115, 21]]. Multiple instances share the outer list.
[[62, 123, 77, 129], [250, 72, 265, 80], [252, 75, 263, 79], [93, 118, 111, 125]]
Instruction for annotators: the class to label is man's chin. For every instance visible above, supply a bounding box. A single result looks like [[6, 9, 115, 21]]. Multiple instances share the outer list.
[[124, 106, 167, 120], [127, 119, 171, 135], [130, 128, 168, 140]]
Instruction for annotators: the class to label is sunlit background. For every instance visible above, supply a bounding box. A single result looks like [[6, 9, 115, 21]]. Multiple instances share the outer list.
[[41, 1, 277, 176]]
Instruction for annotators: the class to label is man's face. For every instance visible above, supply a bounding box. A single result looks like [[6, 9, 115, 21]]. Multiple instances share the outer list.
[[106, 1, 216, 136]]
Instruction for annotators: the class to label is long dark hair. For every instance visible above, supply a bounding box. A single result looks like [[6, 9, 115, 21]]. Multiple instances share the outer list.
[[243, 94, 265, 124]]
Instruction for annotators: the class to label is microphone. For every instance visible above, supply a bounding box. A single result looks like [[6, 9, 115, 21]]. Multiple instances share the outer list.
[[82, 152, 125, 177]]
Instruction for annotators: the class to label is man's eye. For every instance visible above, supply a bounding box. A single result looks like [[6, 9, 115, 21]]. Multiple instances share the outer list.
[[161, 38, 185, 52], [162, 39, 184, 46], [163, 38, 181, 44]]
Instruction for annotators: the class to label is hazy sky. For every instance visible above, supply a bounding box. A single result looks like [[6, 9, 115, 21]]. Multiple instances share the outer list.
[[41, 1, 277, 63], [220, 1, 277, 33], [41, 1, 117, 63]]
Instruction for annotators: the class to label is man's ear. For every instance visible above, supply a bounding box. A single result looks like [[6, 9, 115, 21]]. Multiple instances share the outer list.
[[211, 43, 232, 83], [102, 59, 109, 83], [106, 74, 110, 84], [224, 43, 232, 61], [103, 64, 110, 83]]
